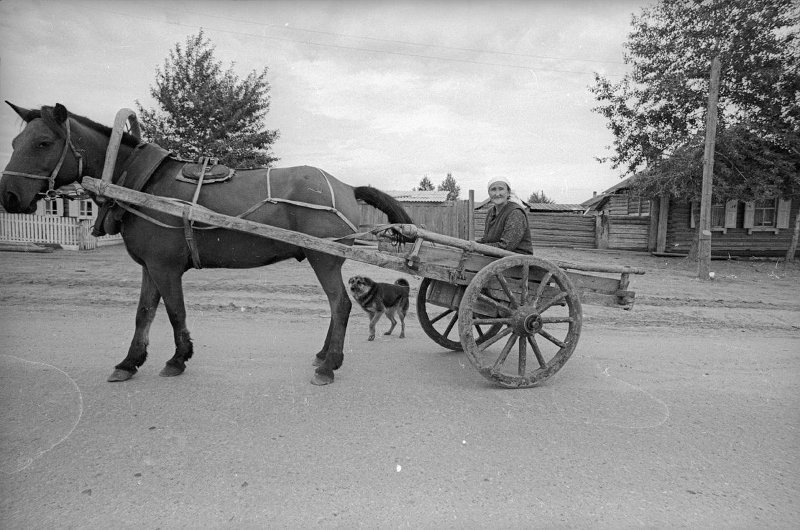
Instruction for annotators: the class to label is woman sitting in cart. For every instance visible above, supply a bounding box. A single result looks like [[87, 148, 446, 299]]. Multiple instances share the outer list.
[[477, 177, 533, 254]]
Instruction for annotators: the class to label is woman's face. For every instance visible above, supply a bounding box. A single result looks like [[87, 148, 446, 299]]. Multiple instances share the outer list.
[[488, 182, 510, 206]]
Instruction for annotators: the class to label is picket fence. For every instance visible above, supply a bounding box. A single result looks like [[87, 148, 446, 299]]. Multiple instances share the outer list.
[[0, 213, 122, 250]]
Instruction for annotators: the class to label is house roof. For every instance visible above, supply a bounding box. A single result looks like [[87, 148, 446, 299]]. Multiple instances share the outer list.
[[385, 190, 450, 202], [529, 203, 585, 212], [581, 176, 634, 209]]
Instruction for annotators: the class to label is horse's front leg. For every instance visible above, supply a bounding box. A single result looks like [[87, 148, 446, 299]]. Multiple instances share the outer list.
[[307, 252, 351, 385], [146, 264, 193, 377], [108, 267, 161, 382]]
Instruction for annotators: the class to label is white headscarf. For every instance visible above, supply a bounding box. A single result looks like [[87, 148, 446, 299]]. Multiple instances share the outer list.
[[487, 177, 524, 206]]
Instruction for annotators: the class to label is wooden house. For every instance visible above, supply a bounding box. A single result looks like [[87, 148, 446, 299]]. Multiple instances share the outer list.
[[0, 184, 122, 249], [586, 178, 798, 258]]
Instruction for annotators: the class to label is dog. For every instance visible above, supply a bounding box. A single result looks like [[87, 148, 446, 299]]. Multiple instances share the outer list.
[[348, 276, 410, 341]]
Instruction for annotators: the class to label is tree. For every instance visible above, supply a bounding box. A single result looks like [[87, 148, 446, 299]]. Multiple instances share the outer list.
[[136, 31, 279, 168], [590, 0, 800, 200], [438, 173, 461, 201], [528, 190, 555, 204], [416, 175, 435, 191]]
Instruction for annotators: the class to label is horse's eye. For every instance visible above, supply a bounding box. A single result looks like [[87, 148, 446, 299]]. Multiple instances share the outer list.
[[37, 141, 52, 149]]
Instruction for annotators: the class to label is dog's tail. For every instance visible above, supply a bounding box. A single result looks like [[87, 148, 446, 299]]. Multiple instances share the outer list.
[[395, 278, 410, 292]]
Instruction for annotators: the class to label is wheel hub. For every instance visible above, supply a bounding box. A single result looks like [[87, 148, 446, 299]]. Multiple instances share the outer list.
[[512, 308, 542, 336]]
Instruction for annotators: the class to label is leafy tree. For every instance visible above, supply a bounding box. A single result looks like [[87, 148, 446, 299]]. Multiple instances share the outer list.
[[438, 173, 461, 201], [528, 190, 555, 204], [416, 175, 435, 191], [136, 31, 279, 168], [591, 0, 800, 200]]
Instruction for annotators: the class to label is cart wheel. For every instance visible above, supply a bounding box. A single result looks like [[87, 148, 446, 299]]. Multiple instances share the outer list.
[[417, 278, 501, 351], [458, 255, 582, 388]]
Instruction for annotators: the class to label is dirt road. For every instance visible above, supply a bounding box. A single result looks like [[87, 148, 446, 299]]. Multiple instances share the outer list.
[[1, 244, 798, 528]]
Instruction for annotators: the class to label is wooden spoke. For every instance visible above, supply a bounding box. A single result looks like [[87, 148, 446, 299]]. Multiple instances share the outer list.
[[518, 336, 527, 376], [494, 272, 517, 308], [472, 317, 512, 326], [442, 312, 458, 339], [537, 291, 568, 312], [492, 333, 518, 371], [477, 293, 512, 315], [540, 316, 574, 324], [476, 326, 514, 351], [527, 335, 547, 368], [537, 328, 566, 348], [520, 265, 529, 306], [429, 308, 455, 325], [532, 271, 553, 304]]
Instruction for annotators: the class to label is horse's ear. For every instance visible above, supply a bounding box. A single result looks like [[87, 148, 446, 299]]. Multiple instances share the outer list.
[[5, 101, 36, 123], [53, 103, 68, 124]]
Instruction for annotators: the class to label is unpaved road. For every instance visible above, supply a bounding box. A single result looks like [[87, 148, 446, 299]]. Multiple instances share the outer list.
[[1, 244, 798, 528]]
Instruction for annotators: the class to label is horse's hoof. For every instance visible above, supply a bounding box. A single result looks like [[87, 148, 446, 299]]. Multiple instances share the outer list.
[[107, 369, 135, 382], [310, 373, 334, 386], [312, 357, 324, 367], [159, 365, 184, 377]]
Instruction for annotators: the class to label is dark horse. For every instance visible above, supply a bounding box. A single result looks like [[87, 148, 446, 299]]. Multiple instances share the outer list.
[[0, 102, 413, 385]]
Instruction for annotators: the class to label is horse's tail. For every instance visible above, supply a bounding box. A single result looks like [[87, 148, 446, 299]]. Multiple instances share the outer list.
[[354, 186, 414, 225]]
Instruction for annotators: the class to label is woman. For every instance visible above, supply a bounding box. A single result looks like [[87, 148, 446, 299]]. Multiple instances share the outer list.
[[477, 177, 533, 254]]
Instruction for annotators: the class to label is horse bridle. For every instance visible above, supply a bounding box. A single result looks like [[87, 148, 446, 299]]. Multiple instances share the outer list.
[[1, 118, 84, 200]]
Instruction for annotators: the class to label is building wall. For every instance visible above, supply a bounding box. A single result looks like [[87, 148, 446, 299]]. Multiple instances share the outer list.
[[666, 200, 798, 257]]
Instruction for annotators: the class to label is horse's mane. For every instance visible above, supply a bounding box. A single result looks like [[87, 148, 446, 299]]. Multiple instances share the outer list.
[[39, 105, 140, 147]]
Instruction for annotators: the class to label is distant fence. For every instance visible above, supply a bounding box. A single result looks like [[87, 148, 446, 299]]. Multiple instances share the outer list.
[[358, 200, 471, 239], [0, 213, 123, 250], [475, 210, 597, 248]]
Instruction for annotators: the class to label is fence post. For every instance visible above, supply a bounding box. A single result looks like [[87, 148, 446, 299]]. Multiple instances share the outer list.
[[468, 190, 475, 241]]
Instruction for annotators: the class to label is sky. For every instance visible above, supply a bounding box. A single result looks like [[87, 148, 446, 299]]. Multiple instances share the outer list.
[[0, 0, 654, 204]]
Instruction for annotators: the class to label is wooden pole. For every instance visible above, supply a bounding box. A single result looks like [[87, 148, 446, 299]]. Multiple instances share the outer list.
[[698, 56, 721, 280], [468, 189, 475, 241]]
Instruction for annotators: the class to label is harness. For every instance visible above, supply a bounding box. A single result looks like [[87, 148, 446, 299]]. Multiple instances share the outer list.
[[1, 119, 84, 200], [3, 111, 360, 270]]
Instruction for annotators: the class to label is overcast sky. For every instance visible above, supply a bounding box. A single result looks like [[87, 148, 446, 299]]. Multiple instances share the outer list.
[[0, 0, 654, 203]]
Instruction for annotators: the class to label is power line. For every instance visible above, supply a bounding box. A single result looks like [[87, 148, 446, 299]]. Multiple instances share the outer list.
[[83, 2, 628, 77]]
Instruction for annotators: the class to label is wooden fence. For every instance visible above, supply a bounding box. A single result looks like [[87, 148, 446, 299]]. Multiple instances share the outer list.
[[0, 213, 122, 250], [358, 200, 472, 239], [475, 210, 597, 248]]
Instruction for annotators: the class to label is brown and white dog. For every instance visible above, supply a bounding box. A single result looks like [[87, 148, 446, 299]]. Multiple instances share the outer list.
[[348, 276, 410, 341]]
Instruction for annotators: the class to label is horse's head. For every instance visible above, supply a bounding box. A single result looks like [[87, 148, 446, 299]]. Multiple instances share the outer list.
[[1, 102, 84, 213]]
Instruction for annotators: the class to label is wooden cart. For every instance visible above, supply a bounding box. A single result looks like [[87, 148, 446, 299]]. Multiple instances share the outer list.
[[81, 176, 644, 388]]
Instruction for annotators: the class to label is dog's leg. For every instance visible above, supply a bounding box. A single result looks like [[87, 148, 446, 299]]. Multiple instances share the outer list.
[[368, 310, 383, 341], [398, 307, 406, 338], [384, 307, 397, 336]]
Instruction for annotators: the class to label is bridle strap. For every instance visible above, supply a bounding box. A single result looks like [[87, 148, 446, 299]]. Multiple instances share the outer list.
[[1, 118, 84, 196]]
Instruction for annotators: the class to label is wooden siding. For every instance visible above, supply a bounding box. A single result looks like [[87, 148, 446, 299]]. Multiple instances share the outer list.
[[607, 216, 650, 250], [358, 200, 471, 239], [475, 210, 596, 248], [666, 200, 798, 257], [602, 194, 652, 217]]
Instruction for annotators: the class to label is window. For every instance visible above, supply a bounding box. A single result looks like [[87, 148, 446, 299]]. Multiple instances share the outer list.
[[626, 195, 646, 216], [753, 199, 776, 227], [710, 202, 726, 228], [78, 200, 95, 219], [37, 199, 64, 217], [690, 200, 737, 233], [744, 199, 792, 234]]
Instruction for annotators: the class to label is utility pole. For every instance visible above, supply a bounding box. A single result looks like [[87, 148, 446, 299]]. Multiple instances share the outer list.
[[698, 56, 721, 280]]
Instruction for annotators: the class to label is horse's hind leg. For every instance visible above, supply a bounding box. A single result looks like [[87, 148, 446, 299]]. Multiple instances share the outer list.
[[108, 267, 161, 382], [306, 251, 351, 385]]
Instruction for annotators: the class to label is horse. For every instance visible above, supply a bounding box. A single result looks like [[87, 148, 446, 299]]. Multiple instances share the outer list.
[[0, 102, 414, 385]]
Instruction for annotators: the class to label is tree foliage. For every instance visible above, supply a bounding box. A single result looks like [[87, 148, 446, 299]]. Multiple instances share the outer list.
[[136, 31, 279, 168], [416, 175, 435, 191], [527, 190, 555, 204], [591, 0, 800, 200], [438, 173, 461, 201]]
